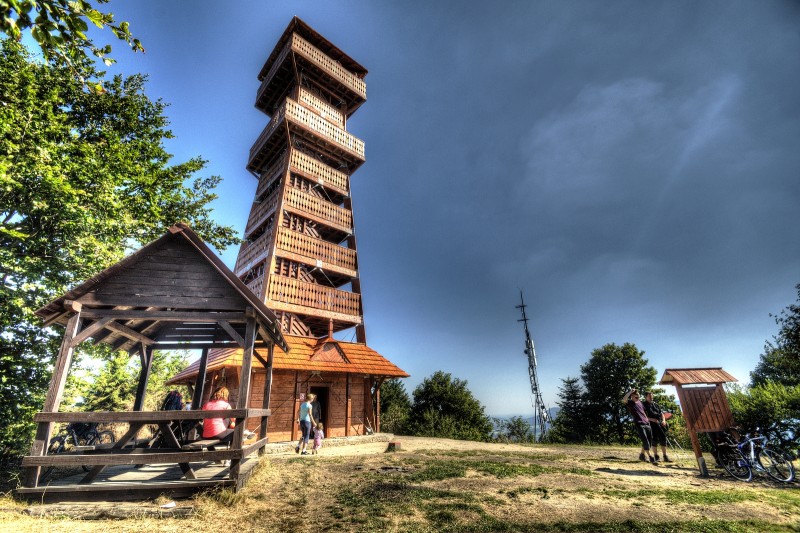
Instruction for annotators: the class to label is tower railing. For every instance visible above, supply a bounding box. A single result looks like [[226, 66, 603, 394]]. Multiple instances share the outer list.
[[276, 227, 357, 273], [289, 149, 349, 193], [257, 33, 366, 106], [235, 228, 275, 276], [267, 276, 361, 317], [284, 186, 352, 232]]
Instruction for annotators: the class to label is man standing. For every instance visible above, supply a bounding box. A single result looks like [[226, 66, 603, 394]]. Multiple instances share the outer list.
[[623, 389, 658, 464], [643, 391, 671, 462]]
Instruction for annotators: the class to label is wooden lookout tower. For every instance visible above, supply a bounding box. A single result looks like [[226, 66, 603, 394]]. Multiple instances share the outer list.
[[169, 17, 407, 441]]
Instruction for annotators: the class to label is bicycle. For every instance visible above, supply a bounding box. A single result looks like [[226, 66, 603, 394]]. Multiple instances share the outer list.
[[716, 428, 795, 483], [39, 422, 116, 482]]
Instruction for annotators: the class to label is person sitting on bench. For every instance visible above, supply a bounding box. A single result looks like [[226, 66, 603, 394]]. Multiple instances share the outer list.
[[202, 386, 234, 451]]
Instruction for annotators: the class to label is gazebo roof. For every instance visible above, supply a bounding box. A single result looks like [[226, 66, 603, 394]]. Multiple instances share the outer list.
[[167, 334, 409, 385], [659, 368, 738, 386], [35, 223, 288, 353]]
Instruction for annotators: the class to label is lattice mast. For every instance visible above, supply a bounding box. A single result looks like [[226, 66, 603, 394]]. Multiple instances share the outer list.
[[516, 291, 550, 441], [235, 17, 369, 342]]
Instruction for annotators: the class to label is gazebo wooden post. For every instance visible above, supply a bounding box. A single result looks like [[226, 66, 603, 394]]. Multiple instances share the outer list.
[[291, 371, 300, 442], [191, 348, 210, 410], [231, 312, 256, 479], [345, 374, 352, 436], [674, 384, 709, 477], [24, 301, 82, 487], [259, 342, 275, 454], [133, 344, 153, 411]]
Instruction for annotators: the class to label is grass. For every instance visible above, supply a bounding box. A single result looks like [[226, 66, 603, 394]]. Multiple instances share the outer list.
[[3, 439, 798, 532]]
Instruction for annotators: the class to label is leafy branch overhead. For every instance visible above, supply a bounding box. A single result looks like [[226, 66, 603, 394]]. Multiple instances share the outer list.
[[0, 0, 143, 68]]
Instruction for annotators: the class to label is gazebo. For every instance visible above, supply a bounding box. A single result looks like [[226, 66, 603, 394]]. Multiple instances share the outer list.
[[659, 367, 738, 476], [19, 223, 288, 501]]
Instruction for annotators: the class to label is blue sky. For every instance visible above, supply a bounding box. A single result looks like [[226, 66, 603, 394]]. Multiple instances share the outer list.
[[94, 0, 799, 416]]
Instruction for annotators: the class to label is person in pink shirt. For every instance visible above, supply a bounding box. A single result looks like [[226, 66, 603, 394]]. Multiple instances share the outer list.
[[202, 386, 234, 446]]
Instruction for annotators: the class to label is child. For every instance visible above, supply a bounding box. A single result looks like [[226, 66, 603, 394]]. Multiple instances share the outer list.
[[312, 422, 324, 455]]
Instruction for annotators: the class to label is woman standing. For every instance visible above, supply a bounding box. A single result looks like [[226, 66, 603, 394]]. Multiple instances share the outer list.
[[295, 393, 317, 455]]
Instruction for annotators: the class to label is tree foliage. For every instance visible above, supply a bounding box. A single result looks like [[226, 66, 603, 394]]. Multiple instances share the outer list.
[[0, 40, 236, 458], [548, 377, 586, 444], [728, 383, 800, 454], [0, 0, 142, 71], [751, 283, 800, 387], [580, 343, 657, 444], [493, 416, 534, 444], [379, 378, 410, 434], [406, 371, 493, 442]]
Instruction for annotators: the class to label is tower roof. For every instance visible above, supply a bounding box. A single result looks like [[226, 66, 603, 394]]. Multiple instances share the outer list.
[[258, 16, 368, 82]]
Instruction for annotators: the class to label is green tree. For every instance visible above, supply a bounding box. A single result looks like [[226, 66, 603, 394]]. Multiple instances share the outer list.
[[406, 371, 493, 442], [580, 343, 657, 444], [548, 376, 586, 444], [0, 40, 236, 458], [379, 378, 410, 434], [79, 350, 135, 412], [751, 284, 800, 387], [493, 416, 533, 444], [0, 0, 142, 69], [727, 382, 800, 453]]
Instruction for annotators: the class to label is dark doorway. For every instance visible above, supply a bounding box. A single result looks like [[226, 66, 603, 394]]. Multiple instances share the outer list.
[[309, 386, 330, 430]]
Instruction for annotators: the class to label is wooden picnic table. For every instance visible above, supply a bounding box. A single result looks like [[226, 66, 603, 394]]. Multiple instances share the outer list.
[[23, 409, 270, 486]]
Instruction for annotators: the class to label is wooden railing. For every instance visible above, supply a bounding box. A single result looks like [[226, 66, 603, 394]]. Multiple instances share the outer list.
[[284, 99, 364, 160], [257, 33, 366, 112], [297, 87, 345, 128], [276, 227, 356, 272], [255, 154, 288, 200], [284, 186, 352, 231], [291, 33, 366, 98], [235, 228, 274, 275], [245, 276, 264, 300], [249, 104, 285, 166], [267, 276, 361, 317], [245, 188, 281, 235], [289, 149, 349, 193], [249, 98, 364, 173]]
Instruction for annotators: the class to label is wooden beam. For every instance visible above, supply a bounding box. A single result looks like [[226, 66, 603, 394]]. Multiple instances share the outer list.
[[191, 349, 209, 411], [218, 320, 245, 347], [232, 313, 257, 480], [105, 320, 155, 345], [345, 373, 351, 437], [133, 345, 153, 411], [69, 317, 114, 346], [25, 304, 82, 487], [80, 309, 248, 322], [260, 343, 275, 449]]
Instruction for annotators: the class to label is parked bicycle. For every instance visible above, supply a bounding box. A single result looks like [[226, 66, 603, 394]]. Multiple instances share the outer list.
[[39, 422, 115, 482], [716, 428, 795, 483]]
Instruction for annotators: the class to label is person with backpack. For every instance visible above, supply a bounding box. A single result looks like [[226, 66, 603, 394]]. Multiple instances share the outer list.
[[643, 391, 671, 462]]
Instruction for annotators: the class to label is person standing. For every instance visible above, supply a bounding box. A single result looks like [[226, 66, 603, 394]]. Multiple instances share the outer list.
[[643, 391, 671, 462], [312, 422, 325, 455], [623, 389, 658, 464], [295, 393, 317, 455]]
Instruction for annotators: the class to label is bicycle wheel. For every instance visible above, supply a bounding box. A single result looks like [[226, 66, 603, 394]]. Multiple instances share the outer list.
[[758, 447, 795, 483], [719, 447, 752, 482], [81, 430, 116, 471], [39, 436, 66, 483]]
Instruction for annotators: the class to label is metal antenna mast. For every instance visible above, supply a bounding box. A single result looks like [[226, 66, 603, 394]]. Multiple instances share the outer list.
[[517, 291, 550, 441]]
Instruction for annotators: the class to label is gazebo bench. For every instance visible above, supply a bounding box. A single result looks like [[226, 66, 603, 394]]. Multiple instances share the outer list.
[[181, 439, 222, 451]]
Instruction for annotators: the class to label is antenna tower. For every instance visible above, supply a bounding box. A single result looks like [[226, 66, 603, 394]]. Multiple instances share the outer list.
[[517, 291, 550, 441]]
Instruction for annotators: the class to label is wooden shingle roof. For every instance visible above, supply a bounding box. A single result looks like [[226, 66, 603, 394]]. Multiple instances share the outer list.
[[167, 335, 408, 384], [659, 368, 738, 386], [34, 223, 287, 353]]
